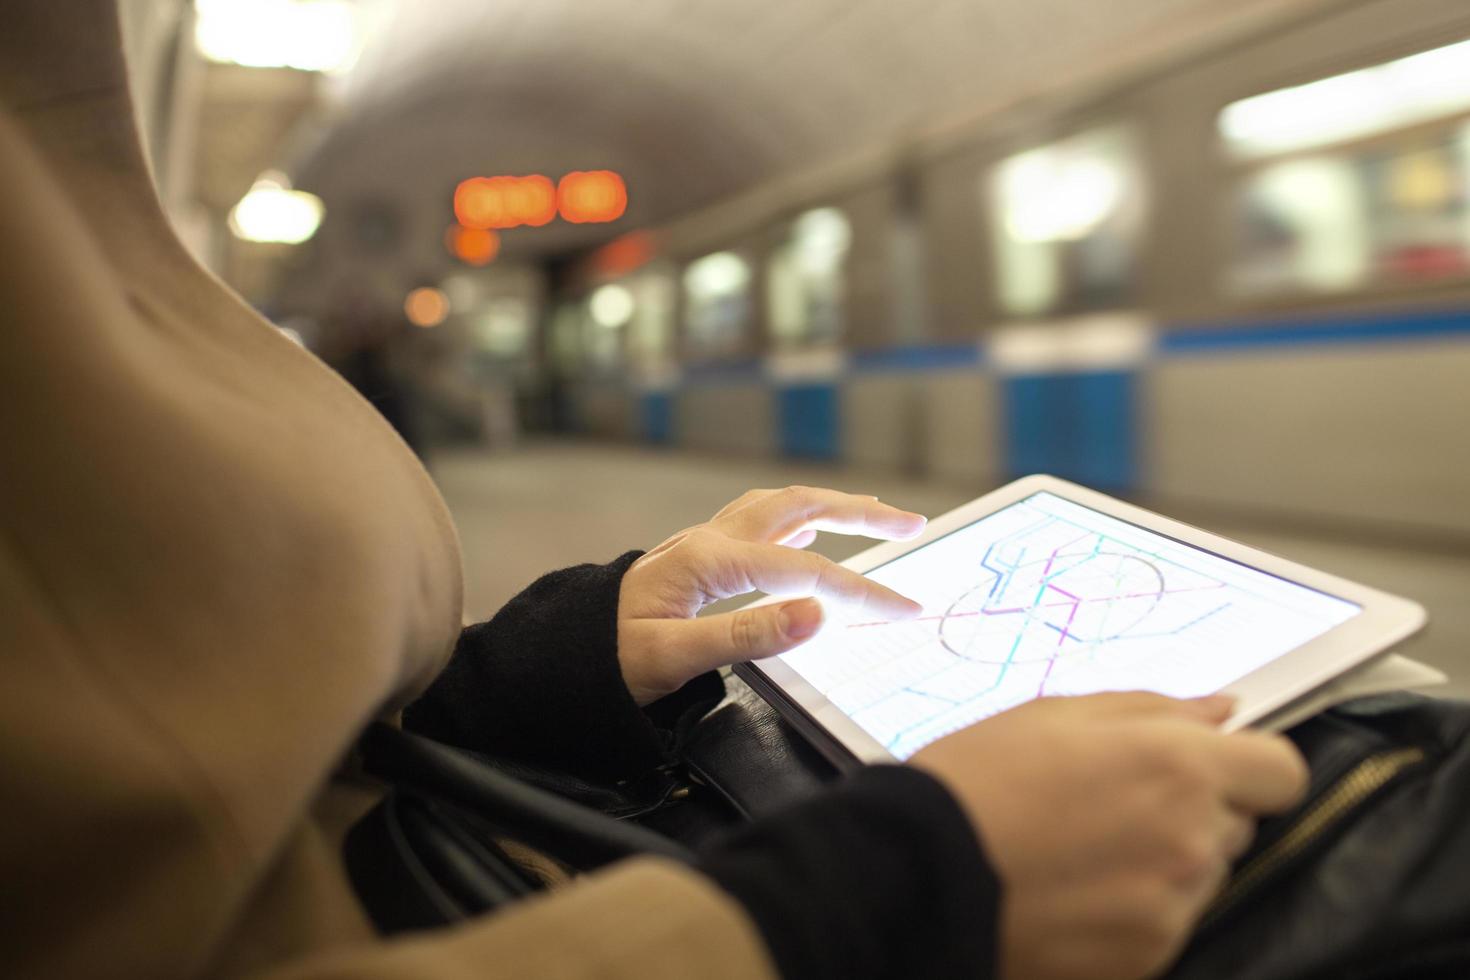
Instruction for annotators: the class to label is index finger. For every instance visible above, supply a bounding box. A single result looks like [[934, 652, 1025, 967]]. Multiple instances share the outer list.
[[729, 540, 924, 620], [1211, 731, 1310, 814], [714, 485, 927, 544]]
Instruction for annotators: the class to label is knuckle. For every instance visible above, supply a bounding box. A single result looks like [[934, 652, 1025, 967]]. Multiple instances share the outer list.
[[729, 613, 761, 654], [1167, 830, 1219, 882], [1128, 733, 1177, 774], [665, 525, 700, 548], [780, 485, 816, 507], [1142, 739, 1209, 789], [729, 489, 765, 510], [810, 557, 854, 599], [685, 523, 722, 547]]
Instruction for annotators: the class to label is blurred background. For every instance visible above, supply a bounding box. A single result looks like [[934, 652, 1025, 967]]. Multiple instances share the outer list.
[[119, 0, 1468, 691]]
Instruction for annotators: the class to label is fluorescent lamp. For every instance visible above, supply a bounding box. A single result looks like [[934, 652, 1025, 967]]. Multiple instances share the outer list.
[[196, 0, 358, 73], [1220, 38, 1470, 160], [229, 172, 324, 244]]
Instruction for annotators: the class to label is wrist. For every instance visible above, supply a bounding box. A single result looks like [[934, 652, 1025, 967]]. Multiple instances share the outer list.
[[698, 765, 1000, 980]]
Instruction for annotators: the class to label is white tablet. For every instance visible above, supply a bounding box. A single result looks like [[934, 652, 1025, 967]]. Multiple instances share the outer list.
[[732, 475, 1427, 767]]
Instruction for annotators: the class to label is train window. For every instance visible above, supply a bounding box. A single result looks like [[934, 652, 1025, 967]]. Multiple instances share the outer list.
[[582, 284, 631, 372], [472, 298, 532, 357], [683, 251, 752, 359], [766, 207, 852, 349], [627, 269, 676, 368], [987, 125, 1145, 317], [1222, 39, 1470, 296]]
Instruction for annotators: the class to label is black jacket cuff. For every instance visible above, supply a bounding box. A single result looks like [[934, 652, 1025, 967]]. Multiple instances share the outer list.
[[698, 765, 1000, 980], [403, 550, 703, 783]]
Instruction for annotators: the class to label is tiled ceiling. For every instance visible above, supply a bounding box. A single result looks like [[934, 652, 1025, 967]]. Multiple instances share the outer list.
[[296, 0, 1337, 261]]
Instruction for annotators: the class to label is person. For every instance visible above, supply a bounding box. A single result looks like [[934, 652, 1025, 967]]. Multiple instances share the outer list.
[[0, 3, 1307, 978]]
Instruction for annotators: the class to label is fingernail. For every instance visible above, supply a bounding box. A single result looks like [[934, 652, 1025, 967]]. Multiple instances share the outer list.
[[780, 598, 824, 640], [887, 596, 925, 619]]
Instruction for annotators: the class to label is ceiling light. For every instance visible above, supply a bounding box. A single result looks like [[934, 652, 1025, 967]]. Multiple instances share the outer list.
[[228, 172, 324, 244], [684, 252, 750, 297], [589, 284, 635, 328], [196, 0, 359, 73], [1220, 38, 1470, 160]]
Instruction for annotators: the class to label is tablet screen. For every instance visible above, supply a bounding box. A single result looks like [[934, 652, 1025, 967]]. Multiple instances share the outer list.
[[778, 491, 1361, 759]]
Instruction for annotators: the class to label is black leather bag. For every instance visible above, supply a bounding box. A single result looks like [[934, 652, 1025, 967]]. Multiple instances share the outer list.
[[1166, 692, 1470, 980], [345, 680, 1470, 978]]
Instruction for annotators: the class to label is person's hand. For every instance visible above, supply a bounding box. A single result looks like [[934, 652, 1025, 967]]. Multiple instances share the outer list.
[[911, 692, 1309, 980], [616, 486, 927, 705]]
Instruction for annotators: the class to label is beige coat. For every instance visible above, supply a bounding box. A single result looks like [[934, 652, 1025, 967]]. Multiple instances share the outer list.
[[0, 3, 776, 977]]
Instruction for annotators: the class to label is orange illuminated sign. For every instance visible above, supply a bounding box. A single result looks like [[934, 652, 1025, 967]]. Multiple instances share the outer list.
[[452, 171, 628, 231], [558, 170, 628, 224], [446, 225, 501, 266], [454, 175, 557, 230]]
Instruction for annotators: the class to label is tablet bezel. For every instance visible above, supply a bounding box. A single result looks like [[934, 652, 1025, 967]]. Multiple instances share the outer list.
[[732, 474, 1427, 768]]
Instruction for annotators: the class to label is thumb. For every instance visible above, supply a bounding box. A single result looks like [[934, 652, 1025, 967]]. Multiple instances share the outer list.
[[670, 597, 826, 673], [1179, 692, 1237, 726]]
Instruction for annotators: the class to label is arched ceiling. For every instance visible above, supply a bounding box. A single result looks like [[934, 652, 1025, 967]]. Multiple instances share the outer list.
[[295, 0, 1334, 266]]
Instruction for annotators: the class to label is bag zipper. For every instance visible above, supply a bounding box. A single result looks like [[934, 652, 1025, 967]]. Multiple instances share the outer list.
[[1201, 746, 1426, 928]]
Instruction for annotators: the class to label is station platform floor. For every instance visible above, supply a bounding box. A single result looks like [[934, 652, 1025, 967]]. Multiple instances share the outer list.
[[430, 441, 1470, 701]]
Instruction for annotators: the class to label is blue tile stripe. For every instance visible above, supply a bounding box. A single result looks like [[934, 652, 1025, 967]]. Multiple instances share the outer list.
[[850, 343, 984, 372], [639, 305, 1470, 456], [1159, 307, 1470, 354], [662, 306, 1470, 387]]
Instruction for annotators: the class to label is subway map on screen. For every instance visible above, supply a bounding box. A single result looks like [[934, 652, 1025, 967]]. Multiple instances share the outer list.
[[778, 492, 1359, 759]]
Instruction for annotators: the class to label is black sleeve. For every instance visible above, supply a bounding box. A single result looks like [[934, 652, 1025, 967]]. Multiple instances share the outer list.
[[698, 764, 1000, 980], [402, 550, 721, 783]]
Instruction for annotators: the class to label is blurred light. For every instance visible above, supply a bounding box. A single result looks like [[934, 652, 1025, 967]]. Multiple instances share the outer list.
[[684, 251, 750, 297], [589, 284, 635, 328], [474, 299, 532, 356], [454, 176, 557, 230], [990, 315, 1153, 373], [507, 175, 558, 227], [1220, 38, 1470, 160], [559, 171, 628, 224], [591, 231, 657, 278], [228, 171, 323, 244], [405, 287, 450, 327], [446, 225, 500, 266], [1388, 147, 1454, 211], [999, 149, 1123, 244], [441, 273, 482, 310], [195, 0, 358, 73], [791, 207, 852, 274], [404, 287, 451, 328]]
